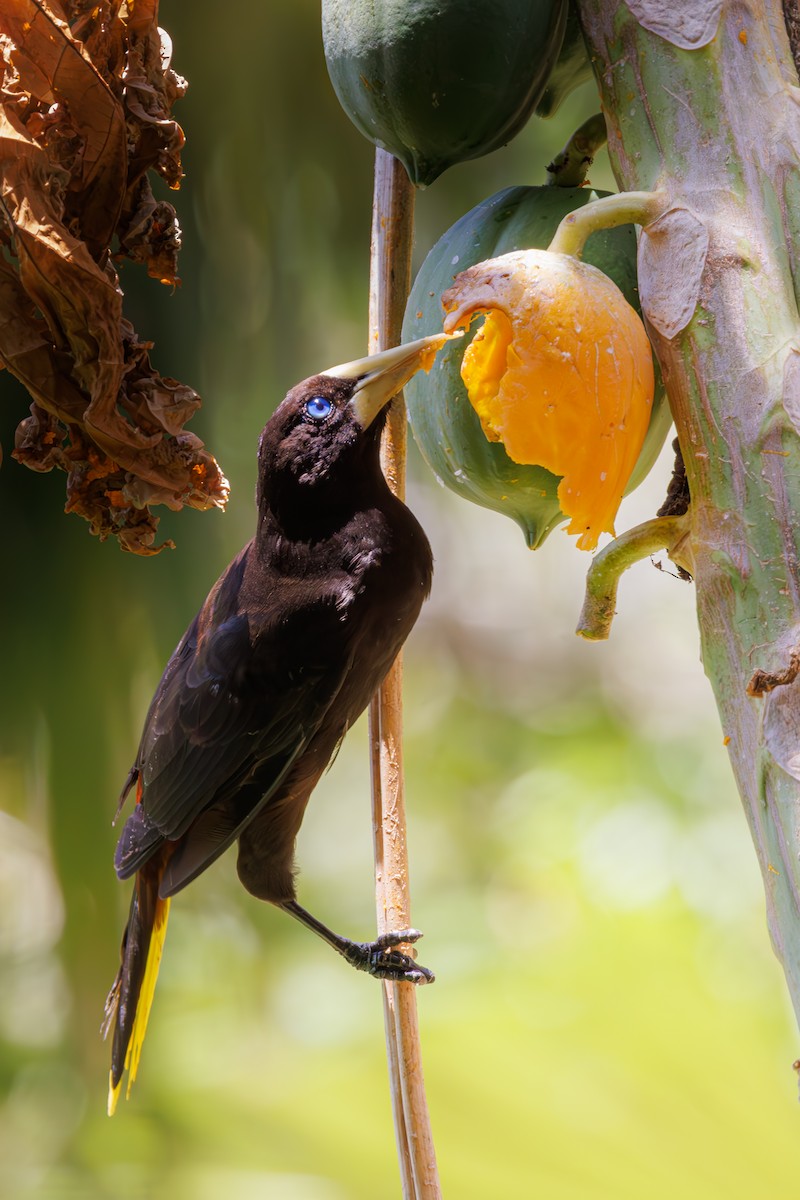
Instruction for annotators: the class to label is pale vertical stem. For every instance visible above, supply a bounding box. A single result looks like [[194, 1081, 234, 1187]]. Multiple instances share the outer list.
[[368, 147, 441, 1200]]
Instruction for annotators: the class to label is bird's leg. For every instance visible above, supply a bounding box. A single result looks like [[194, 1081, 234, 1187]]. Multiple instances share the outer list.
[[280, 900, 434, 984]]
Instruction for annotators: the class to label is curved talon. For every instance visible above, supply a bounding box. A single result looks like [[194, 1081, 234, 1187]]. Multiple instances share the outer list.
[[368, 948, 435, 985], [342, 929, 434, 984]]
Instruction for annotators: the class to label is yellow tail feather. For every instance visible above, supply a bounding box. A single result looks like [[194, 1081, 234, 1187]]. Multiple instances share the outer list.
[[107, 894, 171, 1116], [107, 1071, 122, 1117]]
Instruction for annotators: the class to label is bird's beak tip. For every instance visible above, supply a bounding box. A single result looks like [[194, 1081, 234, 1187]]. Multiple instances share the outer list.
[[322, 331, 463, 428]]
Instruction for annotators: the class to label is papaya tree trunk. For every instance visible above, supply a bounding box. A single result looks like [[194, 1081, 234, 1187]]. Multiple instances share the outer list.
[[577, 0, 800, 1028]]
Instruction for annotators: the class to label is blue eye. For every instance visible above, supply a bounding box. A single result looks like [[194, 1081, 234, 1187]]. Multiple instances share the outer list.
[[304, 395, 333, 421]]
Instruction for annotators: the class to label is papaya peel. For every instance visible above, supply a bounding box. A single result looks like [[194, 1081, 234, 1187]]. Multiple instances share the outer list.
[[442, 249, 655, 551]]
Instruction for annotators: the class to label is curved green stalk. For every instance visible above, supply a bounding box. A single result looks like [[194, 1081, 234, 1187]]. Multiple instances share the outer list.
[[577, 515, 690, 641], [548, 189, 666, 257]]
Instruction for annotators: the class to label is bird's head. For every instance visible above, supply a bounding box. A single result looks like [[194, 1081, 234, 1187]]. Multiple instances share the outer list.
[[257, 333, 457, 523]]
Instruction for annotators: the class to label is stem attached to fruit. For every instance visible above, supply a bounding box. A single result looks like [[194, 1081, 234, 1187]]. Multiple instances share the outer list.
[[577, 514, 691, 641], [548, 189, 666, 257]]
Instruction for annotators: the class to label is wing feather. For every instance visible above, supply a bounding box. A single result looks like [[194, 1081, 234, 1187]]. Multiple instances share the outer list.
[[114, 547, 356, 886]]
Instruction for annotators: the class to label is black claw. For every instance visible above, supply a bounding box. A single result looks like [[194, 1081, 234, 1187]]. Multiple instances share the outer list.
[[342, 929, 435, 984]]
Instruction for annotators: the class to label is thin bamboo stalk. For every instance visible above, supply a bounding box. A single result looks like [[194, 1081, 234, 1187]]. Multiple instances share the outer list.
[[368, 147, 442, 1200]]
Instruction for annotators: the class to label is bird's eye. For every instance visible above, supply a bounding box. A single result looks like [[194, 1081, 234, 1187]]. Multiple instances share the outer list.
[[303, 395, 333, 421]]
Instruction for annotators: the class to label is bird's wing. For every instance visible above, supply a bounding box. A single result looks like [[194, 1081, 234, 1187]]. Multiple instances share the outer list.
[[114, 597, 355, 883]]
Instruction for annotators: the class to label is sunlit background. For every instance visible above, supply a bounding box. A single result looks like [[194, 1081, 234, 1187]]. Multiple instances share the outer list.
[[2, 3, 799, 1197]]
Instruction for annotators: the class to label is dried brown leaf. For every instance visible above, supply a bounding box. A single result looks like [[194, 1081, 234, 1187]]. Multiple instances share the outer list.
[[0, 0, 228, 554], [0, 257, 87, 423], [14, 401, 67, 472], [2, 0, 127, 253], [117, 177, 182, 284]]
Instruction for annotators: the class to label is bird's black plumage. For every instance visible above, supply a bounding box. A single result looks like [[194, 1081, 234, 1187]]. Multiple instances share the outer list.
[[104, 336, 447, 1112]]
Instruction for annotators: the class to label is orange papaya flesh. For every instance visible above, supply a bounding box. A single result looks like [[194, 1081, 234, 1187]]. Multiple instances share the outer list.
[[443, 250, 655, 551]]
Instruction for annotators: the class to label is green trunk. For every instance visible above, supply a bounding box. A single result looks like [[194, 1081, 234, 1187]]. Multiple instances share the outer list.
[[578, 0, 800, 1026]]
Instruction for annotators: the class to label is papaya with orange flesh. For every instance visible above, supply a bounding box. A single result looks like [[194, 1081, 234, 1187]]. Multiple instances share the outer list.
[[402, 185, 671, 548], [442, 249, 655, 551]]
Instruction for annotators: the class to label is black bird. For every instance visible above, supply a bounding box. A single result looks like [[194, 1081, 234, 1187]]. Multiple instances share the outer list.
[[103, 333, 453, 1114]]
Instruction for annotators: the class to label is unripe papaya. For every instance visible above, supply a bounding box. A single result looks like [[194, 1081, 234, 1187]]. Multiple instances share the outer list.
[[322, 0, 568, 187], [535, 4, 594, 118], [402, 186, 671, 548]]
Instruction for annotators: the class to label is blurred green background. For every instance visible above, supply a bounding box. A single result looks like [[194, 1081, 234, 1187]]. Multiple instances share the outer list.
[[1, 3, 799, 1197]]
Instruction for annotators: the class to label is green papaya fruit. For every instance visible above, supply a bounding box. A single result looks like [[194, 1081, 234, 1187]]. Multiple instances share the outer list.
[[536, 4, 595, 118], [322, 0, 569, 187], [402, 185, 671, 548]]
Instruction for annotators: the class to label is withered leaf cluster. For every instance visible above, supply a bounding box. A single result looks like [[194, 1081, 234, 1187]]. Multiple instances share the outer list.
[[0, 0, 229, 553]]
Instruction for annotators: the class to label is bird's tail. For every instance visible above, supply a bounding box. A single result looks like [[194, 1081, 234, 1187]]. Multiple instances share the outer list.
[[103, 856, 171, 1115]]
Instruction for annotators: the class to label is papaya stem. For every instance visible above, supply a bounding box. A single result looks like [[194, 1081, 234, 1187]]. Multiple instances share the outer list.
[[546, 113, 608, 188], [577, 514, 691, 641], [548, 189, 666, 257], [368, 147, 441, 1200]]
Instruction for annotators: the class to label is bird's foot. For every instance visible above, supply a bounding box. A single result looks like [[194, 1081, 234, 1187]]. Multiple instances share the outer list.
[[342, 928, 435, 984], [279, 902, 435, 984]]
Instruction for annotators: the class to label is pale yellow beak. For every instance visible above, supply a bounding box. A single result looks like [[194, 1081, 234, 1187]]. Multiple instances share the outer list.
[[322, 332, 461, 428]]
